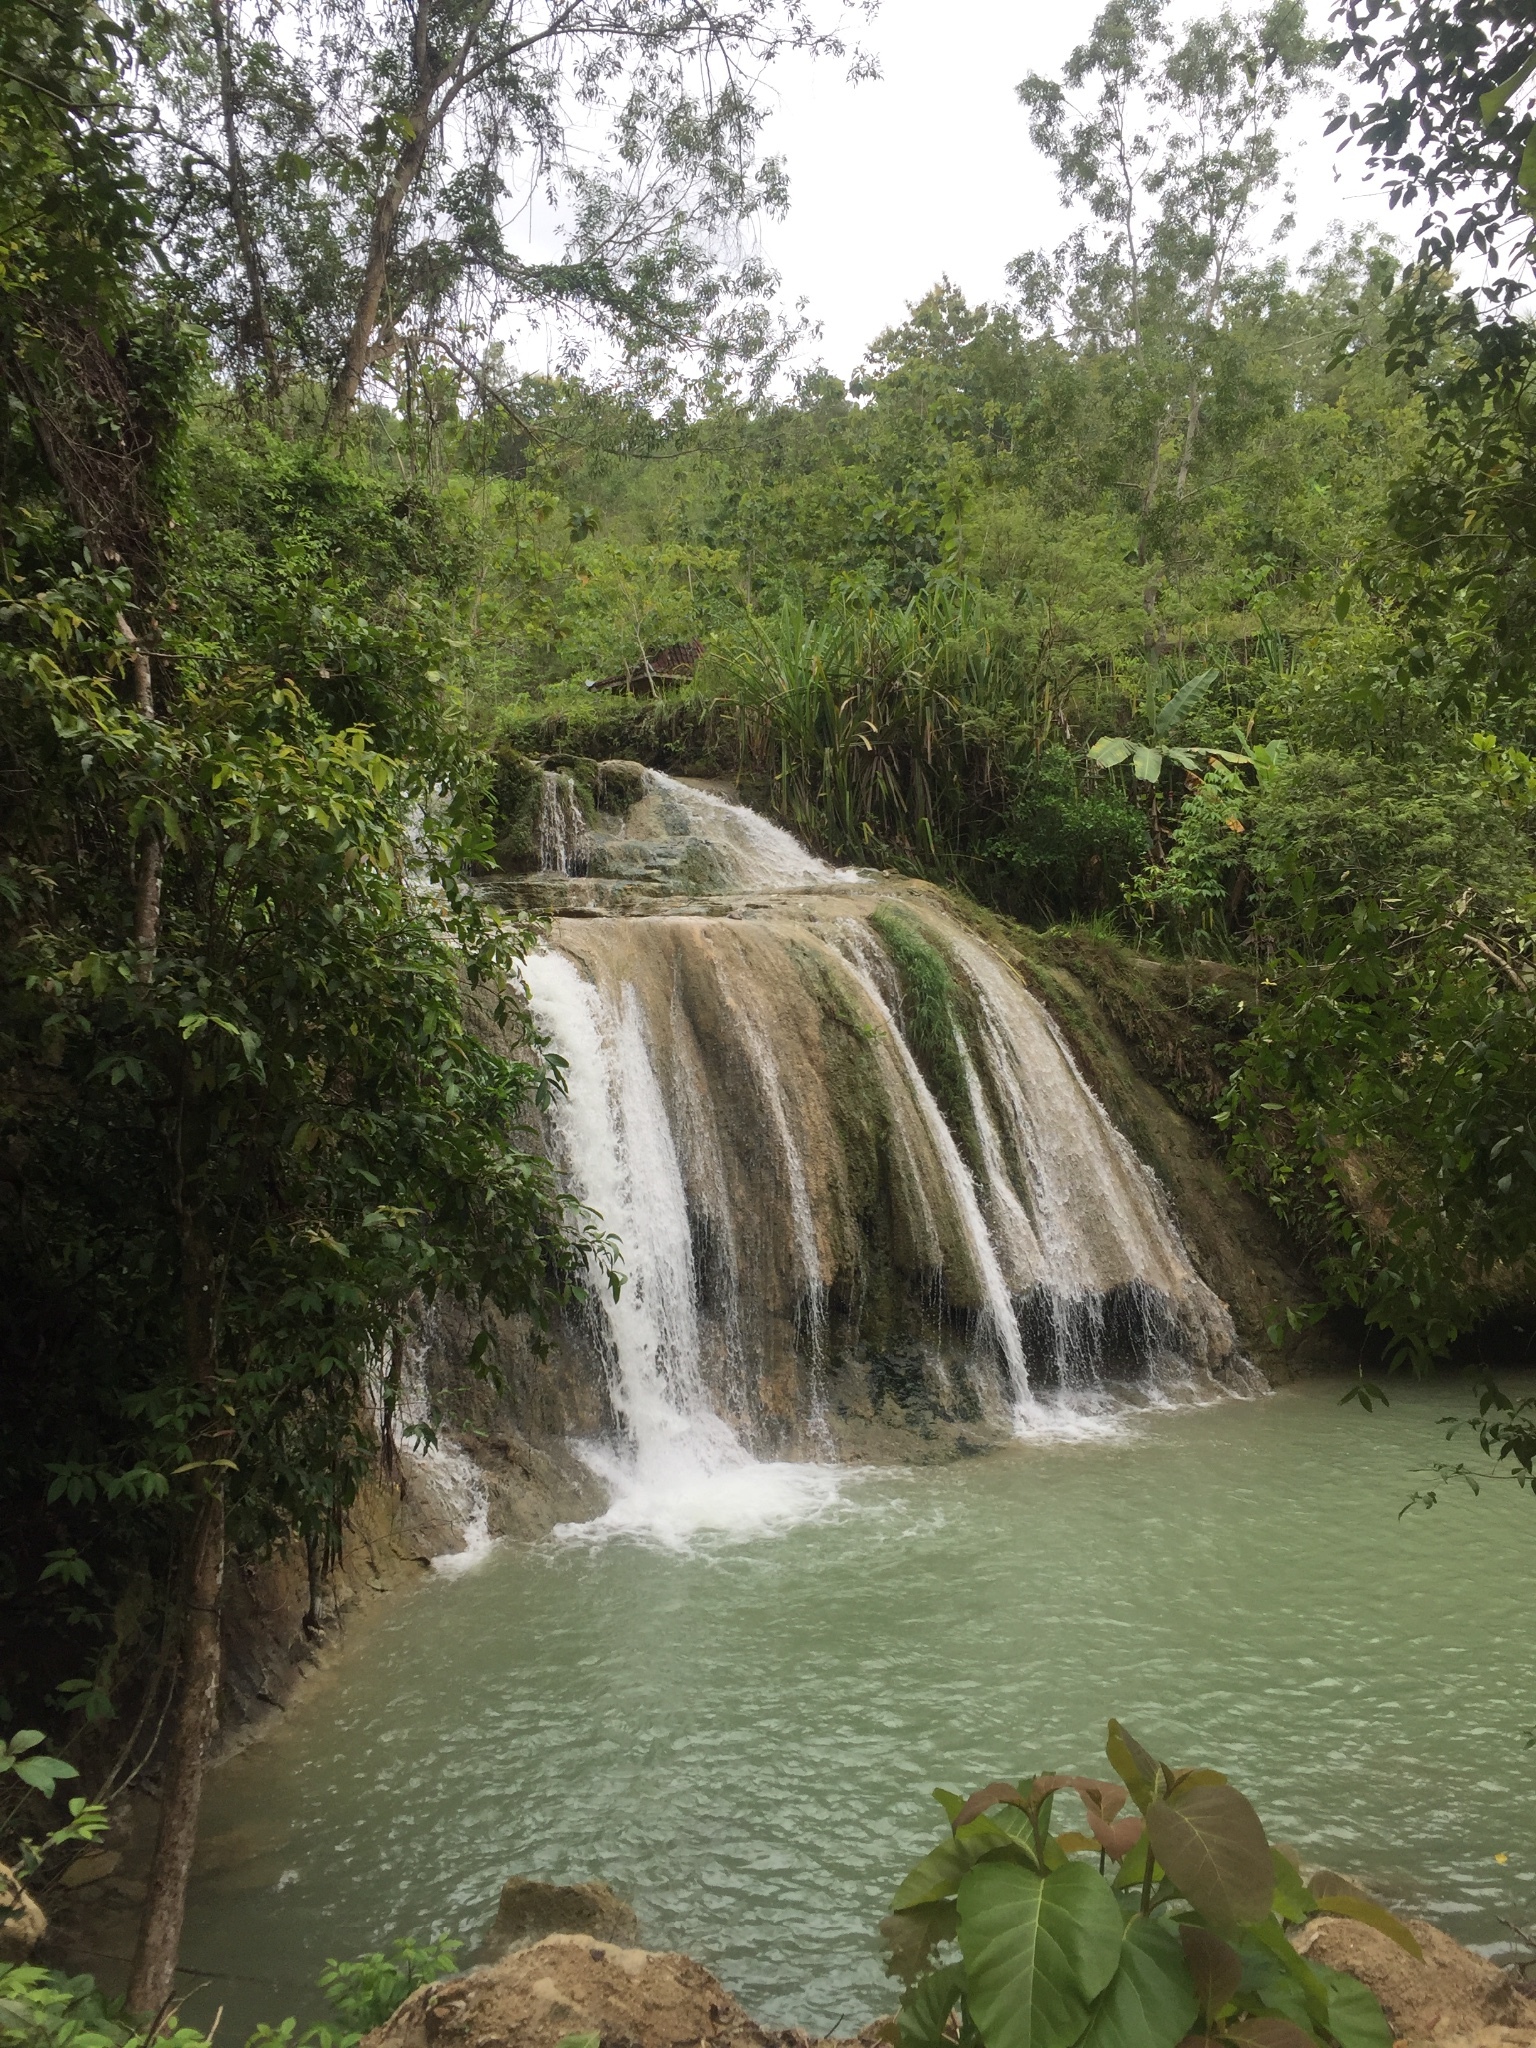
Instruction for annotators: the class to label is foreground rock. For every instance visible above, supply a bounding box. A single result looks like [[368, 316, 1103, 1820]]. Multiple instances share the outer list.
[[1295, 1915, 1536, 2047], [0, 1861, 45, 1960], [481, 1877, 640, 1961], [362, 1935, 885, 2048]]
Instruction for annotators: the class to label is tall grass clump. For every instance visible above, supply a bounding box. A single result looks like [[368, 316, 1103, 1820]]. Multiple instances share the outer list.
[[725, 588, 1034, 869]]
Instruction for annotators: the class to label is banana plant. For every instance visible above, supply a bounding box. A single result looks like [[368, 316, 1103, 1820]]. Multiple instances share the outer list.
[[880, 1719, 1417, 2048], [1087, 672, 1254, 784]]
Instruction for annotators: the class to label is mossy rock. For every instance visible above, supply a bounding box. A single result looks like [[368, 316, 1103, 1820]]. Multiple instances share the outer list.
[[593, 759, 647, 813], [488, 747, 543, 873]]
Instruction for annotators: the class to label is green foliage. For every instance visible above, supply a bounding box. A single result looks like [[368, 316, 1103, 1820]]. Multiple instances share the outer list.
[[0, 1733, 76, 1800], [1249, 751, 1534, 918], [1219, 889, 1536, 1365], [1127, 761, 1252, 938], [0, 1934, 459, 2048], [0, 1968, 210, 2048], [315, 1936, 462, 2034], [883, 1721, 1412, 2048], [247, 1935, 463, 2048]]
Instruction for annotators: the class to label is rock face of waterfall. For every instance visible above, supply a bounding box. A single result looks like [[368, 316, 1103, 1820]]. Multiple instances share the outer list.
[[469, 768, 1247, 1502]]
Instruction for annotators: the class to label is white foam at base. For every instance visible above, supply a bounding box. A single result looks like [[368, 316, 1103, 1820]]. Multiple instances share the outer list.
[[557, 1440, 844, 1553]]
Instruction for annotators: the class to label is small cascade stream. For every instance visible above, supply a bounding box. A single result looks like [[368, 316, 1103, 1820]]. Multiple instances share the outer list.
[[482, 768, 1250, 1542], [525, 947, 840, 1546]]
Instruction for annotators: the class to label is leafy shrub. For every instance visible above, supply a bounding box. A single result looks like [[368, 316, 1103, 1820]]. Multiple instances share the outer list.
[[0, 1936, 461, 2048], [883, 1719, 1410, 2048], [0, 1969, 209, 2048], [977, 750, 1147, 922], [1248, 751, 1534, 917], [1127, 762, 1252, 942], [313, 1936, 463, 2035]]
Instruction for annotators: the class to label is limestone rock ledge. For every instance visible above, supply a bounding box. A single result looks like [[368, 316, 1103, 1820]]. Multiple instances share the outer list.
[[363, 1935, 886, 2048]]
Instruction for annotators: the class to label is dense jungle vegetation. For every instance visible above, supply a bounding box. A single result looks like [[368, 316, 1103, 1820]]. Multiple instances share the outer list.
[[5, 0, 1536, 2023]]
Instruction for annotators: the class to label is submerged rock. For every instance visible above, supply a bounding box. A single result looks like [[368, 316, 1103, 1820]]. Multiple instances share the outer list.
[[480, 1875, 640, 1961]]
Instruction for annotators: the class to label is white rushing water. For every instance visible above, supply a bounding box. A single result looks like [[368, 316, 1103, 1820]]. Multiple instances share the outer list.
[[379, 1328, 499, 1574], [511, 773, 1249, 1544], [525, 946, 841, 1549], [537, 769, 590, 876], [646, 769, 859, 890]]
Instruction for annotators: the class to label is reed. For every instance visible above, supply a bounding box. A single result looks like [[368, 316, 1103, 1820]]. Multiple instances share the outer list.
[[722, 589, 1039, 873]]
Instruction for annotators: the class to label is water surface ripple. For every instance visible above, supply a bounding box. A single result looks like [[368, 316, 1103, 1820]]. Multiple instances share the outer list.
[[187, 1383, 1534, 2036]]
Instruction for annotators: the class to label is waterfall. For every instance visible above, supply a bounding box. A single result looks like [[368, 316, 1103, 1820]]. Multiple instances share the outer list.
[[494, 770, 1251, 1543], [525, 946, 841, 1547], [537, 769, 590, 875]]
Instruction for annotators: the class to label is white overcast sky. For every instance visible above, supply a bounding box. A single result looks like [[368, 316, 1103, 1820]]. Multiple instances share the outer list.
[[743, 0, 1403, 378]]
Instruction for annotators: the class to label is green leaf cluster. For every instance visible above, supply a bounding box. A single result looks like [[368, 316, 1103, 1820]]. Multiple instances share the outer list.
[[883, 1721, 1415, 2048]]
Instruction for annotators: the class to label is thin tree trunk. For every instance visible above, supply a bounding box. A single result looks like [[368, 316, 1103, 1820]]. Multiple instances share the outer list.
[[1173, 366, 1204, 502], [119, 612, 163, 977], [381, 1326, 405, 1480], [206, 0, 281, 401], [125, 1483, 225, 2018], [326, 116, 436, 431], [134, 832, 163, 963], [127, 1208, 226, 2019]]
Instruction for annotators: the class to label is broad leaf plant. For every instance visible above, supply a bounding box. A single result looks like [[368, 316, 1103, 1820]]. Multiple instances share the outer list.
[[881, 1721, 1418, 2048]]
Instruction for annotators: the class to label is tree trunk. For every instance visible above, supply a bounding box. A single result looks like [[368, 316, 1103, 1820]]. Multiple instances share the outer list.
[[128, 1206, 226, 2020], [125, 1481, 225, 2020], [134, 830, 163, 966], [118, 612, 163, 976], [206, 0, 282, 401], [381, 1326, 406, 1480], [1174, 365, 1204, 502], [325, 116, 436, 431]]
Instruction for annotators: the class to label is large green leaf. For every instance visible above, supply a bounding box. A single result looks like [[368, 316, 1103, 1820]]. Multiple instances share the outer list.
[[1315, 1963, 1393, 2048], [893, 1818, 1022, 1910], [1105, 1722, 1161, 1811], [1077, 1916, 1196, 2048], [1145, 1786, 1272, 1926], [1268, 1850, 1316, 1926], [1311, 1894, 1422, 1960], [958, 1859, 1123, 2048], [1131, 744, 1165, 783], [897, 1962, 966, 2048], [1240, 1922, 1332, 2034], [1088, 736, 1135, 768]]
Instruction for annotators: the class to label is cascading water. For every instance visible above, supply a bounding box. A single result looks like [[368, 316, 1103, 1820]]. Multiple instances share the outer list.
[[525, 946, 841, 1546], [536, 768, 590, 875], [490, 764, 1251, 1541]]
